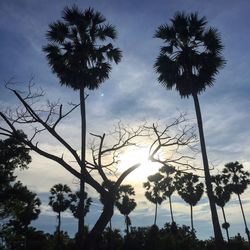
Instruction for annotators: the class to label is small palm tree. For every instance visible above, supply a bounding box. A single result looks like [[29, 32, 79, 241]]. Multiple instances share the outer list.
[[211, 174, 231, 242], [159, 165, 176, 224], [175, 171, 204, 234], [223, 162, 250, 244], [48, 184, 72, 234], [69, 190, 92, 220], [43, 6, 122, 243], [154, 12, 225, 248], [143, 173, 164, 225], [115, 185, 136, 236]]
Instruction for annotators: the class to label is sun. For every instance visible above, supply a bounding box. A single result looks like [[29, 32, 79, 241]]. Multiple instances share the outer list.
[[117, 147, 161, 182]]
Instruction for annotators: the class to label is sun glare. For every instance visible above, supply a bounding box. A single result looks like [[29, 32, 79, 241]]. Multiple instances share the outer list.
[[118, 147, 161, 182]]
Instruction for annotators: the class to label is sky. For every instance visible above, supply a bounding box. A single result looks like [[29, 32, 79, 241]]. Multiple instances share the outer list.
[[0, 0, 250, 241]]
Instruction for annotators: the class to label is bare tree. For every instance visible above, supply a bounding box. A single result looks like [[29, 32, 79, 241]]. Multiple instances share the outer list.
[[0, 83, 197, 250]]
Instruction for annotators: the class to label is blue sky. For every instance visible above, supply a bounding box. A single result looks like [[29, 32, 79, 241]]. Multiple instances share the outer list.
[[1, 0, 250, 240]]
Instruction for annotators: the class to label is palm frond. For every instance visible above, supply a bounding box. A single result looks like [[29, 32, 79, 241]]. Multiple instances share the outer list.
[[63, 5, 84, 25], [97, 24, 117, 40], [46, 21, 69, 43], [203, 27, 224, 54]]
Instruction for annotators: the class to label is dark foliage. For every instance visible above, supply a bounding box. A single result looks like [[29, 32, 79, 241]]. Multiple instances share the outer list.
[[43, 5, 122, 91], [154, 12, 225, 98]]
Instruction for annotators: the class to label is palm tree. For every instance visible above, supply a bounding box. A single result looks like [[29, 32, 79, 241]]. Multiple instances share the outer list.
[[69, 190, 92, 222], [154, 12, 225, 249], [48, 184, 72, 236], [223, 162, 250, 244], [159, 164, 176, 224], [211, 174, 231, 242], [43, 6, 122, 244], [175, 171, 204, 234], [143, 173, 164, 225], [115, 184, 137, 236]]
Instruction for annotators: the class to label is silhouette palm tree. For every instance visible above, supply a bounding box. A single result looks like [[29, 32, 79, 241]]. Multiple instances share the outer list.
[[143, 173, 164, 225], [115, 185, 137, 236], [69, 190, 92, 220], [154, 12, 225, 249], [159, 164, 176, 224], [175, 171, 204, 234], [223, 162, 250, 244], [43, 6, 122, 243], [211, 174, 231, 242], [48, 184, 72, 235]]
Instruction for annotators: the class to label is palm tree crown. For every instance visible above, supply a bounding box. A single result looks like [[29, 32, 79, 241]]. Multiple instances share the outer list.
[[69, 191, 92, 219], [49, 184, 72, 214], [211, 174, 231, 208], [223, 161, 250, 195], [154, 12, 225, 97], [115, 184, 136, 216], [159, 165, 176, 198], [175, 172, 204, 207], [43, 5, 122, 90], [144, 173, 164, 205]]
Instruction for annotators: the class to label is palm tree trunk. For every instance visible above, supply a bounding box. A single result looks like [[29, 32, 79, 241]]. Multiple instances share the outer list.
[[192, 93, 225, 250], [58, 211, 61, 233], [58, 212, 61, 250], [154, 203, 158, 225], [126, 215, 129, 236], [190, 205, 194, 233], [237, 194, 250, 245], [77, 87, 86, 249], [169, 196, 174, 223], [221, 206, 230, 242]]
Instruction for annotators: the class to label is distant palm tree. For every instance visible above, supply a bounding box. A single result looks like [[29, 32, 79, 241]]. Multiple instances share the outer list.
[[115, 185, 136, 236], [211, 174, 231, 242], [154, 12, 225, 249], [159, 165, 176, 224], [144, 173, 164, 225], [69, 190, 92, 221], [48, 184, 72, 235], [43, 6, 122, 244], [223, 162, 250, 244], [175, 171, 204, 234]]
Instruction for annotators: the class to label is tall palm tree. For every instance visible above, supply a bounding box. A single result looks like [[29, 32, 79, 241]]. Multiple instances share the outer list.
[[175, 171, 204, 234], [143, 173, 164, 225], [43, 6, 122, 244], [211, 174, 231, 242], [154, 12, 225, 249], [223, 161, 250, 244], [159, 164, 176, 224], [115, 185, 137, 237], [48, 184, 72, 235]]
